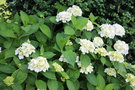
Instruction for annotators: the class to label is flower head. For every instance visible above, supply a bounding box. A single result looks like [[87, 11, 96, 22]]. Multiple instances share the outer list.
[[94, 47, 108, 56], [56, 11, 72, 23], [93, 37, 104, 47], [104, 68, 116, 77], [15, 41, 35, 59], [113, 23, 125, 37], [83, 20, 94, 31], [67, 5, 82, 16], [3, 76, 14, 86], [99, 24, 115, 39], [66, 40, 73, 46], [52, 62, 64, 72], [28, 56, 50, 73], [108, 51, 124, 63], [79, 39, 95, 54], [77, 62, 93, 74], [126, 73, 135, 90], [114, 40, 129, 55]]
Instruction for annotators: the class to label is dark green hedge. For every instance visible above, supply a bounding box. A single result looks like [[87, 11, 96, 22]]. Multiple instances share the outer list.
[[8, 0, 135, 62]]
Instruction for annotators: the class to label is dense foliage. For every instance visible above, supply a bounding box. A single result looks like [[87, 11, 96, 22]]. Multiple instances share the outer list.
[[8, 0, 135, 62], [0, 1, 135, 89]]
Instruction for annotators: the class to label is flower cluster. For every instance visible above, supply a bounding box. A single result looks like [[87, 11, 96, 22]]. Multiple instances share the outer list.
[[93, 37, 104, 47], [83, 20, 94, 31], [79, 39, 95, 54], [99, 24, 115, 39], [15, 41, 35, 59], [3, 76, 14, 86], [66, 40, 73, 46], [52, 62, 64, 72], [77, 61, 93, 74], [126, 73, 135, 90], [28, 56, 50, 73], [99, 23, 125, 39], [94, 47, 108, 56], [113, 24, 125, 37], [114, 40, 129, 55], [67, 5, 82, 16], [108, 51, 124, 63], [56, 5, 82, 23], [56, 11, 72, 23], [104, 68, 116, 77]]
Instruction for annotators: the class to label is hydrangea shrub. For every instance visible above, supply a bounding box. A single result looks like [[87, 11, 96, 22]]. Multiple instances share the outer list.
[[0, 5, 134, 90]]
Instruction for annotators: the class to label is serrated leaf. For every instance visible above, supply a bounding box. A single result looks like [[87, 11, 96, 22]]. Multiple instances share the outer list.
[[47, 80, 58, 90], [40, 24, 52, 39], [42, 72, 56, 80], [0, 65, 16, 74], [20, 11, 29, 25], [12, 83, 22, 90], [35, 80, 47, 90], [43, 52, 56, 59], [12, 69, 27, 84], [63, 50, 77, 66], [86, 73, 97, 86], [80, 54, 90, 67], [64, 25, 75, 35], [105, 84, 114, 90], [97, 74, 105, 90], [66, 80, 75, 90]]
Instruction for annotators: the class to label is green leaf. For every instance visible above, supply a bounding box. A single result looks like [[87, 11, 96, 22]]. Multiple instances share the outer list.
[[49, 16, 58, 24], [0, 23, 16, 38], [20, 11, 29, 25], [40, 45, 44, 56], [87, 82, 96, 90], [64, 25, 75, 35], [74, 17, 88, 30], [60, 72, 69, 79], [35, 80, 47, 90], [42, 72, 56, 80], [12, 69, 28, 84], [80, 54, 90, 67], [97, 74, 105, 90], [100, 57, 106, 65], [12, 83, 22, 90], [5, 47, 15, 59], [67, 69, 80, 80], [89, 13, 98, 22], [40, 24, 52, 39], [63, 50, 77, 66], [35, 31, 47, 44], [0, 65, 16, 74], [55, 3, 67, 12], [47, 80, 58, 90], [56, 33, 70, 50], [43, 52, 56, 59], [105, 84, 114, 90], [71, 15, 77, 26], [66, 80, 75, 90], [86, 73, 97, 86], [21, 24, 39, 37]]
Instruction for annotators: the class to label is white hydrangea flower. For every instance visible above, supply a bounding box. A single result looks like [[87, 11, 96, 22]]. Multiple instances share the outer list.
[[108, 51, 124, 63], [104, 68, 116, 77], [94, 47, 108, 56], [83, 20, 94, 31], [126, 73, 135, 90], [99, 24, 115, 39], [15, 41, 35, 59], [52, 62, 64, 72], [79, 39, 95, 54], [66, 40, 73, 46], [56, 11, 72, 23], [28, 56, 50, 73], [67, 5, 82, 16], [59, 55, 79, 63], [77, 62, 93, 74], [93, 37, 104, 47], [113, 23, 125, 37], [114, 40, 129, 55]]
